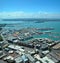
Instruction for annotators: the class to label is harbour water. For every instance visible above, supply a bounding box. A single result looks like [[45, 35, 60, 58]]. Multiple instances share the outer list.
[[0, 20, 60, 41]]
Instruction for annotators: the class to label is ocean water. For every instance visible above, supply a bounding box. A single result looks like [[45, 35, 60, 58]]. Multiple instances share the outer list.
[[0, 20, 60, 40]]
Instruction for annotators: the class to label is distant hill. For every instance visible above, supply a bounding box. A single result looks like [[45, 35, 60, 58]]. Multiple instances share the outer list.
[[2, 18, 60, 21]]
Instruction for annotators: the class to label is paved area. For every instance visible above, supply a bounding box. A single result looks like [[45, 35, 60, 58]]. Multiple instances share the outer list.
[[0, 60, 7, 63]]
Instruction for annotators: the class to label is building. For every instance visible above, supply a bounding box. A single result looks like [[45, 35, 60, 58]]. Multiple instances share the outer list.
[[41, 56, 55, 63], [41, 43, 48, 50], [26, 54, 35, 63], [15, 56, 23, 63], [47, 49, 60, 63], [0, 51, 6, 59], [21, 54, 29, 63], [0, 41, 8, 49], [8, 45, 24, 51], [52, 43, 60, 49]]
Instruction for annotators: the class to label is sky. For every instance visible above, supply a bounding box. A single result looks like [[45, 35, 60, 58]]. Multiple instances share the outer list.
[[0, 0, 60, 18]]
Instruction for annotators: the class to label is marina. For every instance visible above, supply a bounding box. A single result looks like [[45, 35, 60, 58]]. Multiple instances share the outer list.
[[0, 20, 60, 63], [0, 20, 60, 41], [0, 0, 60, 63]]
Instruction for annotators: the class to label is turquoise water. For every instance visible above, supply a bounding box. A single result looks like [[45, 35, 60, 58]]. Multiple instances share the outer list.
[[0, 20, 60, 40]]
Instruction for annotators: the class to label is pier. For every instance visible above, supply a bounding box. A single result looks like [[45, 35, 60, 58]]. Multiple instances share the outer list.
[[36, 28, 54, 31]]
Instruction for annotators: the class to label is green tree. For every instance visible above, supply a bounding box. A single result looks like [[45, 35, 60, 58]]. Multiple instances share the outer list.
[[0, 35, 3, 41]]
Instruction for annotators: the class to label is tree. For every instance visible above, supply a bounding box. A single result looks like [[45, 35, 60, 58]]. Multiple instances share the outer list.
[[0, 35, 3, 41]]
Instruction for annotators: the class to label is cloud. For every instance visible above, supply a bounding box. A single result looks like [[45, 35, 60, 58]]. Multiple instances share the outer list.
[[0, 11, 60, 19]]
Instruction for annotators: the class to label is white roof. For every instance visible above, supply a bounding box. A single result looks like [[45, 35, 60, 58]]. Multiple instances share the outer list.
[[36, 61, 40, 63], [8, 50, 14, 54], [42, 50, 49, 54], [15, 56, 22, 63], [34, 54, 40, 60], [8, 45, 21, 50], [34, 56, 55, 63], [6, 56, 14, 60], [42, 56, 55, 63], [13, 40, 18, 42], [24, 32, 29, 36]]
